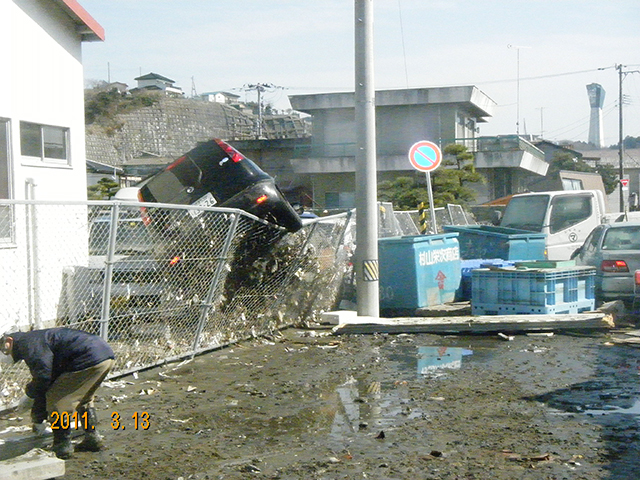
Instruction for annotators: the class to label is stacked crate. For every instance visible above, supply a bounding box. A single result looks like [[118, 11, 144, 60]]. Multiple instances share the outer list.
[[471, 265, 596, 315]]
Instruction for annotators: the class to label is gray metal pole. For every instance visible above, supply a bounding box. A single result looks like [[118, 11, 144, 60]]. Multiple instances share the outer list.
[[192, 212, 240, 356], [425, 172, 437, 234], [618, 64, 624, 213], [100, 203, 120, 341], [354, 0, 379, 318]]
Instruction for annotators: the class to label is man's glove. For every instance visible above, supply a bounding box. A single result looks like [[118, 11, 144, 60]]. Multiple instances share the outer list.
[[15, 394, 33, 412], [32, 422, 48, 436]]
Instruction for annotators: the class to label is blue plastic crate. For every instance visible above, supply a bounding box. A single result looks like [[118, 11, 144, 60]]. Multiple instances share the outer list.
[[455, 259, 517, 301], [471, 266, 596, 315], [472, 298, 595, 315]]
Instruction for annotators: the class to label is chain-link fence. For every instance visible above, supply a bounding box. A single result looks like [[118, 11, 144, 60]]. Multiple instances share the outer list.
[[0, 200, 354, 410]]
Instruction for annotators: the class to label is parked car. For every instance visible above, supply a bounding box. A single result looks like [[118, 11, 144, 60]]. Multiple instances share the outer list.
[[87, 216, 166, 319], [136, 139, 303, 232], [572, 222, 640, 304]]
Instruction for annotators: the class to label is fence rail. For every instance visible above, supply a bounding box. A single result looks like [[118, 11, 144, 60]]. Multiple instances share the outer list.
[[0, 200, 354, 410]]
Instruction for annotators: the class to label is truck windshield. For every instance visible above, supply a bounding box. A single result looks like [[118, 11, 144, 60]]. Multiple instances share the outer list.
[[500, 195, 549, 232]]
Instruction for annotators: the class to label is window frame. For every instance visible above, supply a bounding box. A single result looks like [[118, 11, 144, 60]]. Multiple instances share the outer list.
[[20, 121, 71, 166], [0, 118, 15, 244]]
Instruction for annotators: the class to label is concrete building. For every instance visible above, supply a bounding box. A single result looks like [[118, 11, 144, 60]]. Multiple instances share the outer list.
[[0, 0, 103, 330], [289, 86, 496, 209], [579, 147, 640, 212]]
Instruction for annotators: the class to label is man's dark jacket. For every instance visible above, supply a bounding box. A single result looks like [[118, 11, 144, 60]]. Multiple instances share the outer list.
[[10, 328, 114, 420]]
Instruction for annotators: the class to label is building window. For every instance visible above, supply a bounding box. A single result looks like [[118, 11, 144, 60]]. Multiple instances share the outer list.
[[20, 121, 70, 165], [561, 178, 583, 190], [0, 118, 13, 242], [325, 191, 355, 209]]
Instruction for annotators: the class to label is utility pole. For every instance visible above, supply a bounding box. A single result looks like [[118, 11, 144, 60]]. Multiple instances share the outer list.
[[191, 76, 198, 98], [244, 83, 279, 138], [616, 64, 640, 212], [508, 44, 530, 136], [618, 64, 624, 212], [536, 107, 544, 139], [354, 0, 379, 318]]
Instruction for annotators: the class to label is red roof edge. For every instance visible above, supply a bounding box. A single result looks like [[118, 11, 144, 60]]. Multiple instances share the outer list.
[[57, 0, 105, 42]]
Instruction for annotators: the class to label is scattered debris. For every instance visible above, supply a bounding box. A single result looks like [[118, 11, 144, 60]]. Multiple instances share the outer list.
[[498, 333, 514, 341], [169, 418, 192, 424], [0, 448, 64, 480]]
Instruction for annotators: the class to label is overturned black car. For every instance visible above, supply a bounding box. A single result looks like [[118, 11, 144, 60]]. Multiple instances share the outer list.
[[137, 139, 302, 232]]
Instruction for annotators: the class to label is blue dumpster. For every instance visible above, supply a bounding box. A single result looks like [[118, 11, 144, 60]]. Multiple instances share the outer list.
[[379, 234, 461, 309], [442, 225, 546, 260]]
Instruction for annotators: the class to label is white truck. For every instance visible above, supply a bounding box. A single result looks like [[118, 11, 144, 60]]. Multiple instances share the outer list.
[[498, 190, 640, 260]]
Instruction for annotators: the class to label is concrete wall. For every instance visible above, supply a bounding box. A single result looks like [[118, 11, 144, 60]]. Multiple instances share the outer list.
[[86, 98, 256, 165]]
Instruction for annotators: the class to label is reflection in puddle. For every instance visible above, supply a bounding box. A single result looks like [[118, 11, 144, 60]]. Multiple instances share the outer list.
[[330, 376, 423, 441], [329, 346, 473, 443], [583, 400, 640, 416], [417, 347, 473, 376]]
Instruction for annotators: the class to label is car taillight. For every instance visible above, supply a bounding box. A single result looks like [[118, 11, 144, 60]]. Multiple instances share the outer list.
[[214, 139, 243, 163], [635, 270, 640, 286], [256, 194, 268, 204], [169, 256, 181, 266], [138, 191, 151, 226], [601, 260, 629, 272]]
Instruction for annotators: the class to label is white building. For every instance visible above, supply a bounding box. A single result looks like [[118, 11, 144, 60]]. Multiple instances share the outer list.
[[133, 73, 184, 96], [200, 91, 240, 104], [0, 0, 103, 331]]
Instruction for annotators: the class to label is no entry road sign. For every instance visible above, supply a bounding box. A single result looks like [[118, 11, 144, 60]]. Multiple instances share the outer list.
[[408, 141, 442, 172]]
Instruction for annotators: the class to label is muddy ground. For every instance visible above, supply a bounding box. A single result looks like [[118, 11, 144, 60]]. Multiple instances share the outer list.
[[6, 318, 640, 480]]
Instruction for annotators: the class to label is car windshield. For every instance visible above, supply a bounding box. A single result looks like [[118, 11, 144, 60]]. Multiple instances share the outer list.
[[500, 195, 549, 232], [601, 225, 640, 250], [89, 218, 154, 255]]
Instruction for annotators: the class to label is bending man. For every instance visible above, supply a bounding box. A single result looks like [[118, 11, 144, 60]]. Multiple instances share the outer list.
[[1, 328, 115, 459]]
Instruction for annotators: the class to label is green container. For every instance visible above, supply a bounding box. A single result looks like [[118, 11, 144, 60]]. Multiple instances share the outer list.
[[379, 234, 461, 309]]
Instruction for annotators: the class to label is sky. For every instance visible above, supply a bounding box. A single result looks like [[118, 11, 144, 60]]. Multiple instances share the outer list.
[[79, 0, 640, 148]]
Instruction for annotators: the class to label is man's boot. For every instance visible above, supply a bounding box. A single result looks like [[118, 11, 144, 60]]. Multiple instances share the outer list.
[[76, 406, 104, 452], [52, 427, 73, 459]]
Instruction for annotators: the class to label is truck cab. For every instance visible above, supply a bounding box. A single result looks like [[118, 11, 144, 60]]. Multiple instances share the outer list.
[[499, 190, 605, 260]]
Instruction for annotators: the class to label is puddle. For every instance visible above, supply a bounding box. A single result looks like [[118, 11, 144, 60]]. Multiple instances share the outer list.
[[583, 399, 640, 416], [328, 346, 473, 443], [417, 346, 473, 376]]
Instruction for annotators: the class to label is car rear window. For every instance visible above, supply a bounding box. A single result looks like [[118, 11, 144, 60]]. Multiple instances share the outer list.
[[141, 140, 271, 204], [601, 226, 640, 250]]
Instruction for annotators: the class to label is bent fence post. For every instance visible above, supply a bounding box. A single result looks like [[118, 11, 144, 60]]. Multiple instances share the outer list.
[[100, 203, 120, 341], [191, 212, 240, 355]]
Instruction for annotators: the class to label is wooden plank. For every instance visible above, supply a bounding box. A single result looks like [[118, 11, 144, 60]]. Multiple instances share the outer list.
[[332, 313, 614, 335], [0, 449, 64, 480]]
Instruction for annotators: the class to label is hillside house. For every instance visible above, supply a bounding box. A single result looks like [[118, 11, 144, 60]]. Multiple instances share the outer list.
[[133, 72, 184, 96], [200, 91, 240, 104]]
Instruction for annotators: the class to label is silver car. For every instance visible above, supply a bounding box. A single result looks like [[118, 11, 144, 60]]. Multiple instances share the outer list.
[[572, 222, 640, 304]]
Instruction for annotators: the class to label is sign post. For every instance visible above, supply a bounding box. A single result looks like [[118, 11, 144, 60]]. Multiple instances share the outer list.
[[408, 141, 443, 234], [621, 178, 629, 190]]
